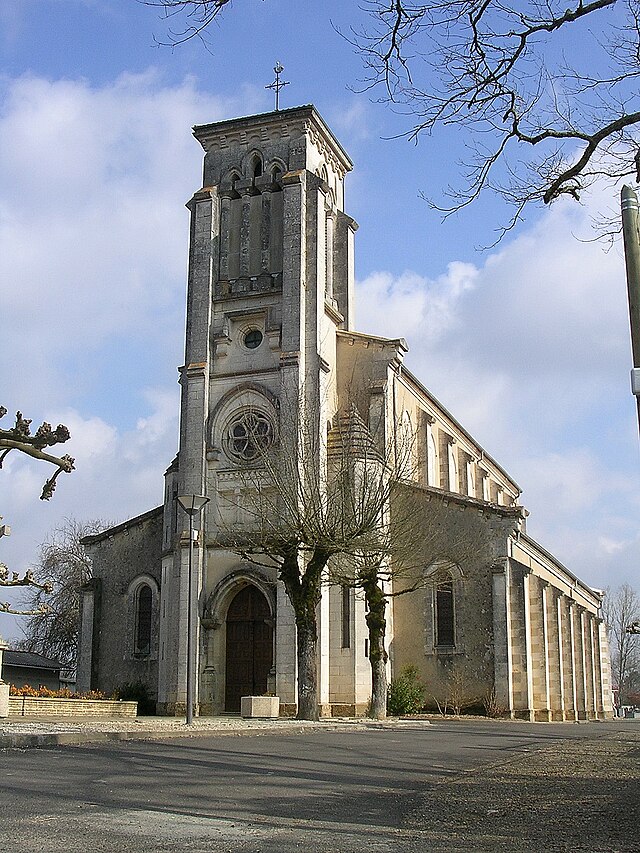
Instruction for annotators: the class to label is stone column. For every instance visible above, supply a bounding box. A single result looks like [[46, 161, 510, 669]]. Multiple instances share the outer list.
[[318, 584, 331, 716], [218, 190, 233, 282], [570, 604, 586, 720], [159, 188, 215, 715], [581, 610, 595, 719], [491, 560, 512, 713], [0, 637, 9, 718], [598, 619, 614, 718], [260, 187, 272, 273], [592, 617, 606, 719], [522, 570, 535, 721], [76, 578, 101, 693], [554, 591, 566, 720], [439, 433, 455, 493], [333, 211, 358, 330], [239, 187, 253, 278], [590, 616, 601, 719], [526, 573, 551, 721], [325, 207, 335, 302], [568, 600, 579, 721], [541, 581, 552, 720], [275, 581, 298, 715]]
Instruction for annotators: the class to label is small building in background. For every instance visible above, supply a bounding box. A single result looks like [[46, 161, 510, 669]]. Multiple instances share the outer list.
[[2, 650, 62, 691]]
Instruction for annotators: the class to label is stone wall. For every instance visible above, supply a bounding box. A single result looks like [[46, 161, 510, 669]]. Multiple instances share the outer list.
[[8, 697, 137, 717], [79, 508, 163, 702], [391, 484, 520, 711]]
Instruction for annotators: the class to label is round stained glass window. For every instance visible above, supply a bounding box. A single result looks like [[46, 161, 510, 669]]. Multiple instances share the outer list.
[[243, 329, 263, 349], [225, 411, 273, 462]]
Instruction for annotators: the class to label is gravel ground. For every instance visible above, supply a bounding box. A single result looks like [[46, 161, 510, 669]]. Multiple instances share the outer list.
[[404, 725, 640, 853]]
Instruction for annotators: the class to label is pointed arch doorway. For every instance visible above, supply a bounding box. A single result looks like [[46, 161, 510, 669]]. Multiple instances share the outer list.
[[225, 585, 273, 712]]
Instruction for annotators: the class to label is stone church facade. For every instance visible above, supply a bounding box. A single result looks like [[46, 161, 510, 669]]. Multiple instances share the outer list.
[[77, 106, 613, 721]]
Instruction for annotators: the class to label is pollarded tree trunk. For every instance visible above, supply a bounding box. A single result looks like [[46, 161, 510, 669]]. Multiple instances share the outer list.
[[296, 618, 319, 721], [362, 569, 388, 720], [279, 545, 330, 720]]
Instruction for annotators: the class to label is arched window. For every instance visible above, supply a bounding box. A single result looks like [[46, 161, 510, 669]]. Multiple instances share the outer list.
[[426, 421, 437, 487], [466, 459, 475, 497], [135, 584, 153, 655], [251, 155, 263, 180], [270, 164, 283, 184], [448, 442, 458, 492], [435, 573, 455, 647], [425, 561, 462, 653]]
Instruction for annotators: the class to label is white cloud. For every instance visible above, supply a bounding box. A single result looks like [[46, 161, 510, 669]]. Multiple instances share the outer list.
[[0, 70, 236, 639], [1, 68, 638, 639]]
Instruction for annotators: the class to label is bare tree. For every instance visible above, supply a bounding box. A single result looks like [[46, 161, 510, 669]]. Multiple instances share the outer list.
[[603, 582, 640, 705], [1, 406, 74, 616], [351, 1, 640, 234], [142, 0, 233, 44], [17, 518, 107, 670], [0, 407, 74, 501], [218, 401, 418, 720], [146, 0, 640, 237], [218, 395, 489, 721]]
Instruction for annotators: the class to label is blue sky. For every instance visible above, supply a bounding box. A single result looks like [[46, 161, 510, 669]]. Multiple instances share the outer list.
[[1, 0, 639, 639]]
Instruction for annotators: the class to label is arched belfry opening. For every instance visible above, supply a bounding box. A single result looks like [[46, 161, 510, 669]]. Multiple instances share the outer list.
[[251, 155, 263, 181], [224, 584, 274, 711]]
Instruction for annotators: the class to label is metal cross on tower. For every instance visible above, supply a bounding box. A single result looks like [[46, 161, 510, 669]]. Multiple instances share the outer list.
[[266, 62, 289, 111]]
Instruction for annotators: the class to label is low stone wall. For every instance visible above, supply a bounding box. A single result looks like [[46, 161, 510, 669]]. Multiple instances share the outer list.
[[8, 697, 138, 718]]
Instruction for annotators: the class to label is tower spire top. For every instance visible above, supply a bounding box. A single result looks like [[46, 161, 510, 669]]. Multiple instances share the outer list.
[[265, 61, 289, 111]]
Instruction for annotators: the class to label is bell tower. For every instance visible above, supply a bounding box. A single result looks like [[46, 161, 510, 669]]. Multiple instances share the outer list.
[[157, 106, 358, 714]]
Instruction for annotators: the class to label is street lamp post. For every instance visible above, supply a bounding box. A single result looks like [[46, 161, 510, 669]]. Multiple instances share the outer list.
[[621, 185, 640, 436], [176, 493, 210, 725]]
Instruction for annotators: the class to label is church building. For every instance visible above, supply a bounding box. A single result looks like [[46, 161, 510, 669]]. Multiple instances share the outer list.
[[77, 106, 613, 721]]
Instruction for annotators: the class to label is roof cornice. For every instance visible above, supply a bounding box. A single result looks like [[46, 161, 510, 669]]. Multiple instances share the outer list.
[[193, 105, 353, 175]]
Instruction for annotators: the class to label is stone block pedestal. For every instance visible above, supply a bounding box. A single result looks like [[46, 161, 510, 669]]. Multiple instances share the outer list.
[[240, 696, 280, 718], [0, 683, 9, 718]]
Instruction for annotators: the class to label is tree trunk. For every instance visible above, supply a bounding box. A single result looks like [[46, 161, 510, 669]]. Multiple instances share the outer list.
[[363, 570, 388, 720], [296, 619, 319, 721], [279, 545, 330, 720]]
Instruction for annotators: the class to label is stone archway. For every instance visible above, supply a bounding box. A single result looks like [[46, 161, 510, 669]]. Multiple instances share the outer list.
[[225, 585, 273, 712]]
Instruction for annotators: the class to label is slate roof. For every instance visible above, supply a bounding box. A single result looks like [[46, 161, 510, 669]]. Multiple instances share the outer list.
[[3, 650, 62, 670]]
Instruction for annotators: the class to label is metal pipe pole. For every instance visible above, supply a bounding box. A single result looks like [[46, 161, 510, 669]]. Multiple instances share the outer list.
[[186, 512, 195, 725], [177, 493, 208, 725], [621, 185, 640, 435]]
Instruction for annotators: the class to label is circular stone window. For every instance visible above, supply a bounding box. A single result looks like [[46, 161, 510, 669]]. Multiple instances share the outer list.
[[243, 329, 263, 350], [224, 411, 273, 462]]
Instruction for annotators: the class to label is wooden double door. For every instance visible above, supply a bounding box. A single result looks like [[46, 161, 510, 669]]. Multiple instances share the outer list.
[[225, 585, 273, 712]]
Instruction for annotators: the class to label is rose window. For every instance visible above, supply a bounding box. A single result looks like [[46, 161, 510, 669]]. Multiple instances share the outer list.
[[225, 412, 273, 462]]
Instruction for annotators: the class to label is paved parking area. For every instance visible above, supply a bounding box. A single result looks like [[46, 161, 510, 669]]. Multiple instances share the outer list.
[[1, 717, 638, 852]]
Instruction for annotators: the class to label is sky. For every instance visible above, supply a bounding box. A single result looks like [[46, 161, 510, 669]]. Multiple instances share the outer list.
[[1, 0, 639, 640]]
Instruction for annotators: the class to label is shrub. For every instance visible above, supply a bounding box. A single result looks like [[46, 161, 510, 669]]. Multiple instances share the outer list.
[[9, 684, 106, 699], [483, 687, 508, 719], [113, 680, 156, 715], [387, 664, 426, 716]]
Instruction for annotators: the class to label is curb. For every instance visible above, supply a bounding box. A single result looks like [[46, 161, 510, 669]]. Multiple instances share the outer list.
[[0, 716, 431, 750]]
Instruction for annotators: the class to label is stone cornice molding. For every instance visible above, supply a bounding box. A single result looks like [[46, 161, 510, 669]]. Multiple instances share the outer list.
[[193, 105, 353, 179]]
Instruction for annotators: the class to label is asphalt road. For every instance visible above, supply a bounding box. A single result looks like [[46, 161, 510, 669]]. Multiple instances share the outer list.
[[0, 719, 635, 852]]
